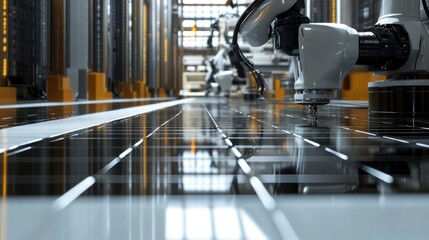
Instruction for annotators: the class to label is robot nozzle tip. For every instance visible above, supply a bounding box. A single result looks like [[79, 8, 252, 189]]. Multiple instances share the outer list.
[[250, 69, 268, 96]]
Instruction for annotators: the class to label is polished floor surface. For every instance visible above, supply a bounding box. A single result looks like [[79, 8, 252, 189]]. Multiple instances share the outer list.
[[1, 97, 429, 240]]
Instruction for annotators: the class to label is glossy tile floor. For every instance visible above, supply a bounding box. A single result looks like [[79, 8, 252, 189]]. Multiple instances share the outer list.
[[1, 98, 429, 240]]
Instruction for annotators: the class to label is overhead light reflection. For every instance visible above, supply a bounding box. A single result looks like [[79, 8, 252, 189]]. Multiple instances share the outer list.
[[182, 151, 215, 174], [7, 146, 32, 157], [238, 159, 251, 175], [354, 130, 377, 137], [325, 148, 349, 160], [186, 208, 212, 239], [182, 176, 231, 192], [52, 176, 96, 210], [133, 139, 143, 148], [214, 208, 242, 239], [383, 136, 410, 144], [166, 207, 268, 240], [166, 208, 184, 240], [231, 147, 242, 158], [272, 210, 299, 240], [417, 143, 429, 148], [225, 139, 233, 147], [119, 147, 133, 159], [361, 165, 394, 184], [250, 177, 276, 211], [304, 139, 320, 147], [240, 210, 269, 240]]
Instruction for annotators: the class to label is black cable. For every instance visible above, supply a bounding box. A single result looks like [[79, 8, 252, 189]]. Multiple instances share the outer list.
[[423, 0, 429, 19], [232, 0, 267, 95], [232, 0, 261, 70]]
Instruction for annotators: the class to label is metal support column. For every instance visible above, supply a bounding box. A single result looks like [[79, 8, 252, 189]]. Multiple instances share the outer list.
[[47, 0, 74, 102], [147, 0, 160, 96], [35, 0, 50, 94], [157, 0, 177, 97], [131, 0, 143, 83], [172, 1, 181, 96], [177, 1, 184, 97], [337, 0, 353, 26], [109, 0, 131, 97], [89, 0, 108, 73], [50, 0, 66, 75], [2, 0, 49, 97], [142, 1, 148, 86], [66, 0, 89, 99], [160, 0, 172, 96], [306, 0, 330, 23]]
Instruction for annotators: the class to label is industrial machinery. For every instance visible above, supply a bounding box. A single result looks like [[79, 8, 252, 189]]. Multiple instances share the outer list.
[[233, 0, 429, 116], [205, 13, 247, 97]]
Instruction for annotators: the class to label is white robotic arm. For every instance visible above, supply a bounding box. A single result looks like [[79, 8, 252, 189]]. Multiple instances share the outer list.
[[294, 24, 360, 105], [295, 0, 429, 107], [236, 0, 429, 116], [240, 0, 298, 47], [232, 0, 308, 96]]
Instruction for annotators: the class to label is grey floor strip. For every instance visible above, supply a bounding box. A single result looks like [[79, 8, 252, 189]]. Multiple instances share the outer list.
[[0, 98, 194, 152]]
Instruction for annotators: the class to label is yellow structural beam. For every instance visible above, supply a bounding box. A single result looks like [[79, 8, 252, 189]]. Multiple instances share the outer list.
[[0, 87, 16, 104], [331, 0, 337, 23], [158, 88, 168, 98], [136, 81, 151, 98], [47, 75, 74, 102], [274, 79, 286, 100], [122, 82, 137, 99], [88, 72, 113, 101]]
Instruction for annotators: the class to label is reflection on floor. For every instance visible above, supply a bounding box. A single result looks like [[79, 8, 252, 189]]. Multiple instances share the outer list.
[[1, 98, 429, 240]]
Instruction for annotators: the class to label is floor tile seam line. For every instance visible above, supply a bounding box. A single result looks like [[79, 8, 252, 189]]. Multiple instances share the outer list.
[[51, 111, 183, 211], [231, 108, 323, 149], [204, 105, 299, 240], [340, 126, 427, 149], [203, 107, 264, 180], [203, 105, 266, 182], [0, 99, 194, 151], [252, 106, 369, 125], [380, 121, 429, 133], [233, 108, 396, 185], [95, 110, 183, 177], [268, 106, 425, 131]]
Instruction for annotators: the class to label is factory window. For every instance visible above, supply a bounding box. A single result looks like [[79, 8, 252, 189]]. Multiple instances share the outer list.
[[178, 0, 248, 49]]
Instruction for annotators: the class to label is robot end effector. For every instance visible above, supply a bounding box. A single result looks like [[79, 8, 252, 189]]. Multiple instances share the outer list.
[[294, 19, 412, 105], [235, 0, 429, 105]]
